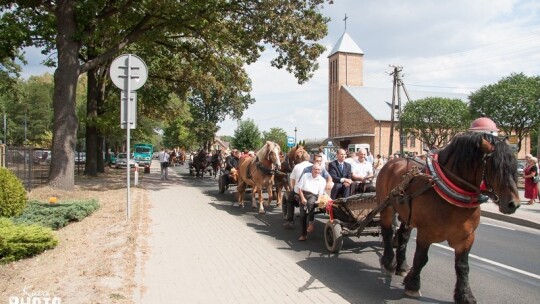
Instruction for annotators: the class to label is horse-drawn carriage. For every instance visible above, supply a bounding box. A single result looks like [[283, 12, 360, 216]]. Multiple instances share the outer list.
[[319, 192, 381, 253]]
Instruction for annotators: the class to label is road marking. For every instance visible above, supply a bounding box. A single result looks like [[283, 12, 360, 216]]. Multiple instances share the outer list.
[[480, 222, 515, 230], [430, 242, 540, 280]]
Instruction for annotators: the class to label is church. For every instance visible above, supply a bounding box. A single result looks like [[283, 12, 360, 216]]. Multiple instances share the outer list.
[[327, 30, 471, 158]]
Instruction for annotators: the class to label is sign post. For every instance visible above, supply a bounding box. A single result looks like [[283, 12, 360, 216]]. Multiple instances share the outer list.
[[110, 54, 148, 218]]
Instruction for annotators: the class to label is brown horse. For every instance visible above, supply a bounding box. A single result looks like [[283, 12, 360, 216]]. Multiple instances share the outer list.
[[376, 132, 520, 303], [210, 150, 224, 178], [274, 144, 310, 206], [237, 141, 282, 214], [192, 149, 209, 177]]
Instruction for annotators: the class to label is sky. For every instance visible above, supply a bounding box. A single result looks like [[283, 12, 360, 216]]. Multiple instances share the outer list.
[[20, 0, 540, 141]]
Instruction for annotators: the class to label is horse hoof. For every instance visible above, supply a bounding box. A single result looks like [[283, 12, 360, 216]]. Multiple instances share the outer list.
[[396, 269, 408, 276], [239, 203, 244, 208], [404, 289, 421, 298], [259, 210, 266, 215]]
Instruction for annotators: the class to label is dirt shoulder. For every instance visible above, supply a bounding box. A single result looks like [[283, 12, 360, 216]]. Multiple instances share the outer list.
[[0, 167, 149, 303]]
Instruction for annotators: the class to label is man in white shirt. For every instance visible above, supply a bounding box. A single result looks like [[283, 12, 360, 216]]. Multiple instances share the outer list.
[[296, 163, 326, 241], [283, 158, 312, 228], [352, 148, 375, 193], [158, 148, 170, 180]]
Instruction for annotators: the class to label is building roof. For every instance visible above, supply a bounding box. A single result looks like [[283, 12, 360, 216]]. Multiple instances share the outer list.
[[328, 32, 364, 57], [343, 86, 469, 121]]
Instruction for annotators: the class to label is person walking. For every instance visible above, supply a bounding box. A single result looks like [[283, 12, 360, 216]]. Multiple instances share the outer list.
[[158, 148, 170, 180], [523, 154, 538, 205]]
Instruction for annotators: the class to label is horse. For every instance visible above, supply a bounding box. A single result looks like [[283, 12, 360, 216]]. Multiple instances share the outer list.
[[274, 144, 310, 206], [178, 150, 186, 165], [211, 150, 224, 178], [236, 141, 282, 214], [375, 132, 520, 303], [192, 149, 209, 178], [169, 150, 178, 167]]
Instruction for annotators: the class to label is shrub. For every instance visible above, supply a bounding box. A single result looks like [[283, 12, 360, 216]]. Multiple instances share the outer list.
[[0, 167, 28, 217], [0, 218, 58, 264], [12, 199, 100, 230]]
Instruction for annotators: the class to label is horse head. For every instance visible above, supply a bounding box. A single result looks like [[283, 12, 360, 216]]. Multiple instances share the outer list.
[[438, 133, 520, 214], [257, 141, 281, 170]]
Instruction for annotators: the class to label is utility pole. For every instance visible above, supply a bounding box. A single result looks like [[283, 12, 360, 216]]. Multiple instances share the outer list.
[[389, 65, 412, 158]]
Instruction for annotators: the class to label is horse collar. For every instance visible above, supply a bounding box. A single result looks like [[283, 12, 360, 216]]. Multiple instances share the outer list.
[[426, 155, 484, 208]]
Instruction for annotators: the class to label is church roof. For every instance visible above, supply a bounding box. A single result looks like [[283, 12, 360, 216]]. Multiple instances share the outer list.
[[328, 32, 364, 57], [343, 86, 469, 121]]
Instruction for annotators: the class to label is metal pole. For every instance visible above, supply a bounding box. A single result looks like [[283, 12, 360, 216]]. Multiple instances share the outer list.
[[126, 55, 132, 218], [294, 127, 297, 145], [3, 113, 6, 144]]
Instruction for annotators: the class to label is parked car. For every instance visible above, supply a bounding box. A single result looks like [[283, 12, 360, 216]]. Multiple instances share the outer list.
[[517, 159, 526, 175], [34, 150, 51, 164], [115, 153, 136, 169], [75, 151, 86, 164]]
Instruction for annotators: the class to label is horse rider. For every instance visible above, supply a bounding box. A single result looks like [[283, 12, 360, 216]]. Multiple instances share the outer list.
[[283, 154, 332, 229], [351, 148, 375, 194], [296, 163, 326, 241], [328, 148, 353, 199], [223, 149, 240, 184]]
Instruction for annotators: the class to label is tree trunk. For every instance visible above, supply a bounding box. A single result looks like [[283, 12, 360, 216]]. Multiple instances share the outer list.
[[84, 67, 99, 176], [48, 1, 80, 191]]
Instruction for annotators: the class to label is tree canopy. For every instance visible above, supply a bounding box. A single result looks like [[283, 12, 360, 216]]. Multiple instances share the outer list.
[[263, 127, 287, 151], [469, 73, 540, 152], [0, 0, 330, 190], [400, 97, 470, 148], [232, 119, 262, 152]]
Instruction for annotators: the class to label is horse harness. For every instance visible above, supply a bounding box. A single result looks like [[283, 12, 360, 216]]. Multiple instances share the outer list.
[[382, 147, 497, 226], [244, 155, 285, 183]]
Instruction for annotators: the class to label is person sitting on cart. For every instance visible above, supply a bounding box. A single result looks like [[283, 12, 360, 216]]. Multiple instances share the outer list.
[[328, 148, 354, 199], [223, 149, 240, 184], [351, 148, 375, 194], [296, 163, 327, 241], [283, 154, 332, 229]]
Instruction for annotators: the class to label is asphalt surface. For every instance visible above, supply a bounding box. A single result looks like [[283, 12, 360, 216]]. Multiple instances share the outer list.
[[135, 161, 540, 303]]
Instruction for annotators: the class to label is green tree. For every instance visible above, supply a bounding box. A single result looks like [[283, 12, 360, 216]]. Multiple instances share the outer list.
[[232, 119, 262, 151], [400, 97, 470, 148], [469, 73, 540, 152], [1, 0, 329, 190], [263, 127, 287, 151]]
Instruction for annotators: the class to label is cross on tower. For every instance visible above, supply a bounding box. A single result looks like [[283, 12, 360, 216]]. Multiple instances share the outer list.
[[343, 14, 348, 31]]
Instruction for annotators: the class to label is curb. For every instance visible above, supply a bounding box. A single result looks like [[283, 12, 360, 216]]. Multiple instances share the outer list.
[[481, 210, 540, 230]]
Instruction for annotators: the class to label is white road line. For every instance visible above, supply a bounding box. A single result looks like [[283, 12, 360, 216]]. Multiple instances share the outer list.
[[430, 242, 540, 280], [480, 222, 516, 230]]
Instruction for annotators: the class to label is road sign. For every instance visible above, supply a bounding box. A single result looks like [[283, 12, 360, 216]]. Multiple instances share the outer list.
[[110, 54, 148, 91], [120, 91, 137, 129], [287, 136, 295, 147]]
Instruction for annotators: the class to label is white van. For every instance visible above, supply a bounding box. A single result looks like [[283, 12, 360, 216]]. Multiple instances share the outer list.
[[348, 143, 370, 154]]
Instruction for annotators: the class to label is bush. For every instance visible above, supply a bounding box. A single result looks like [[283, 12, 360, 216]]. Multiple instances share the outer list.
[[0, 167, 28, 217], [12, 200, 100, 230], [0, 218, 58, 264]]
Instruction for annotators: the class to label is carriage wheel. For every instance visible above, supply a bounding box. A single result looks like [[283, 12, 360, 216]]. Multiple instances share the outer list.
[[218, 175, 226, 194], [324, 221, 343, 253]]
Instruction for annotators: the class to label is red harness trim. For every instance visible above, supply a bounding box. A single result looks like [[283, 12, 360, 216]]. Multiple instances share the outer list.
[[427, 154, 482, 208], [326, 200, 334, 222]]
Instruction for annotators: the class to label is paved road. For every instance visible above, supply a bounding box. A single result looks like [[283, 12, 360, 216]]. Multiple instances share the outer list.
[[136, 162, 540, 303]]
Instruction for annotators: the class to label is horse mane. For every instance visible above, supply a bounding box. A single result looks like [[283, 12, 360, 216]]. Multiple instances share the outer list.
[[256, 141, 279, 161], [438, 133, 517, 187]]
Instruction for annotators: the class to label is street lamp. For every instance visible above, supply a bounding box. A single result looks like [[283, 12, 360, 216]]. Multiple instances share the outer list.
[[294, 127, 297, 145]]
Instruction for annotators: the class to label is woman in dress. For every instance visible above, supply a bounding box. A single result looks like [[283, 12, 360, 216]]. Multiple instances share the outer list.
[[523, 155, 538, 205]]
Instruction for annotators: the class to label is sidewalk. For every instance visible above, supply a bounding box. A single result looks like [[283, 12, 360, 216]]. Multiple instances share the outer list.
[[136, 162, 348, 303], [135, 163, 540, 303], [480, 189, 540, 230]]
